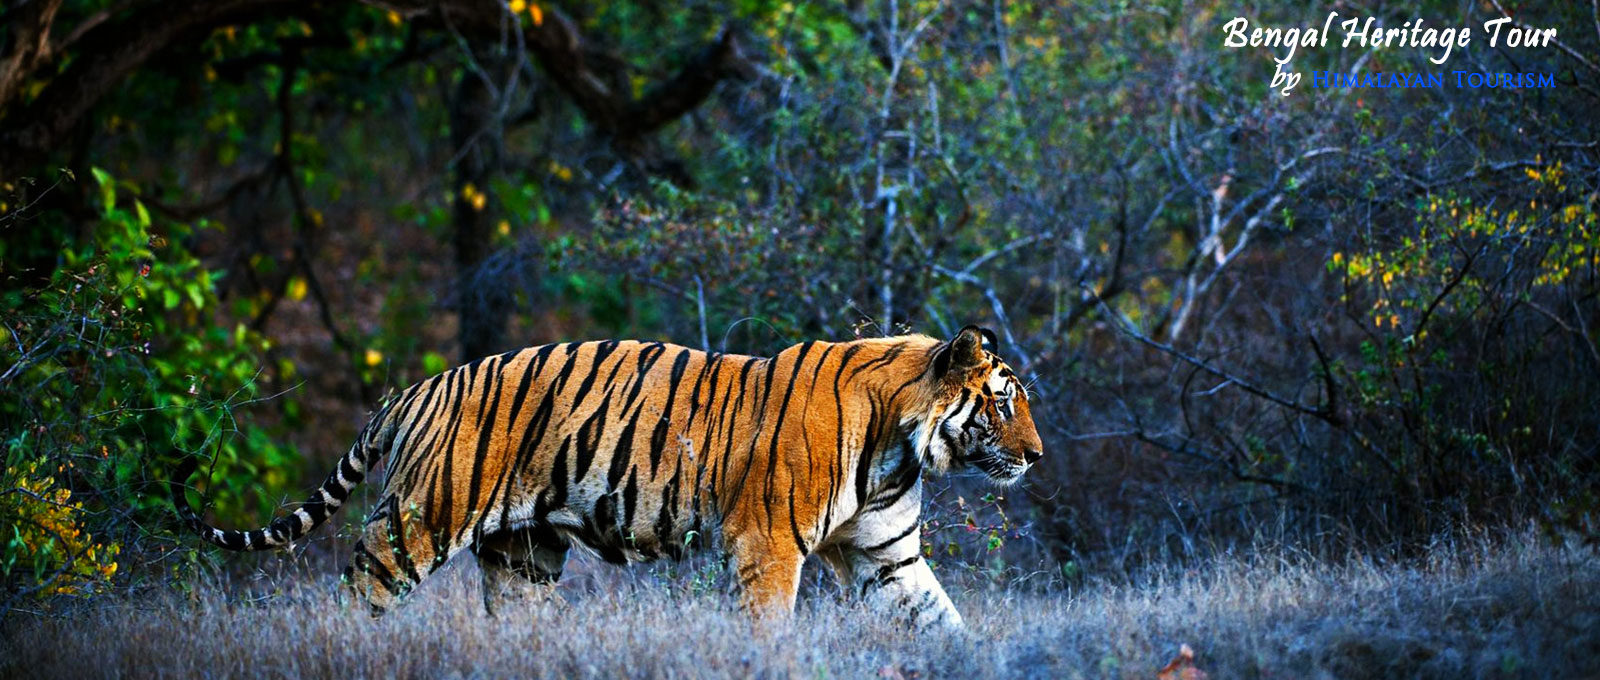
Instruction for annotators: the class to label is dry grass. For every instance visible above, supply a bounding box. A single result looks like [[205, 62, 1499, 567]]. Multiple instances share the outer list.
[[3, 529, 1596, 679]]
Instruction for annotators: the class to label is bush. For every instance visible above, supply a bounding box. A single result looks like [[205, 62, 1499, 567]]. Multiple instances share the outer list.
[[0, 170, 301, 607]]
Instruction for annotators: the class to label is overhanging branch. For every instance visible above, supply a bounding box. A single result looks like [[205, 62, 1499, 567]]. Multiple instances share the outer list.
[[2, 0, 753, 181]]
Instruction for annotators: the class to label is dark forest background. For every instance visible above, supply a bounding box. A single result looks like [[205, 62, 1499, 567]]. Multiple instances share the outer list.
[[2, 0, 1597, 608]]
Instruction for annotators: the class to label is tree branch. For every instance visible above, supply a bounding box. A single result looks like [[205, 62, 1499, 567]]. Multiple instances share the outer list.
[[2, 0, 753, 181], [1, 0, 314, 175]]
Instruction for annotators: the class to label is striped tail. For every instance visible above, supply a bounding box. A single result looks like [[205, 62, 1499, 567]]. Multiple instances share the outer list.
[[172, 418, 386, 552]]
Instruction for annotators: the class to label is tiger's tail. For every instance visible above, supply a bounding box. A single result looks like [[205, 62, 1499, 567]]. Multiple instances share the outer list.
[[171, 406, 393, 552]]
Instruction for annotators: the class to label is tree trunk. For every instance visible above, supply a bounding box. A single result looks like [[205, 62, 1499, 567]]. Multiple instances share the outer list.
[[450, 55, 505, 362]]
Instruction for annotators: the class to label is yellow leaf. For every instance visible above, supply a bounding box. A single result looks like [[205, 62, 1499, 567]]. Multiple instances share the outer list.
[[509, 0, 526, 13], [461, 183, 487, 211], [387, 10, 402, 26], [287, 276, 308, 302], [365, 349, 383, 367]]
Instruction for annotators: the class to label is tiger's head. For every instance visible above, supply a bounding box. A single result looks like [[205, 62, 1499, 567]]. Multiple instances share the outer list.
[[912, 325, 1044, 485]]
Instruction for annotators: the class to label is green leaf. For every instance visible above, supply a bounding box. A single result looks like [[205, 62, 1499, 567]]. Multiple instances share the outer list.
[[90, 167, 115, 216], [422, 351, 448, 376]]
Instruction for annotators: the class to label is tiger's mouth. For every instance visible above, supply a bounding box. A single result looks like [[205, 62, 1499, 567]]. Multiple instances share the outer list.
[[967, 448, 1030, 485]]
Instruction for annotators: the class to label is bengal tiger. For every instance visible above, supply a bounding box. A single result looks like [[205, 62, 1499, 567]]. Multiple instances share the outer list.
[[172, 325, 1043, 628]]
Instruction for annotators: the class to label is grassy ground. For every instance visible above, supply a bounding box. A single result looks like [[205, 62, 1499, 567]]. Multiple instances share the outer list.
[[2, 529, 1596, 679]]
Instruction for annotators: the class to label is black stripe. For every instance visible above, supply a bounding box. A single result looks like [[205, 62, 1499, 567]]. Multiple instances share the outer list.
[[621, 342, 667, 409], [868, 441, 921, 511], [684, 352, 717, 427], [648, 416, 671, 477], [316, 473, 345, 502], [541, 435, 571, 513], [713, 358, 761, 512], [885, 370, 927, 408], [349, 545, 399, 595], [864, 521, 919, 552], [479, 353, 549, 530], [338, 455, 364, 486], [649, 349, 694, 476], [622, 467, 640, 530], [431, 364, 480, 543], [848, 342, 907, 378], [826, 344, 864, 534], [906, 590, 939, 627], [854, 398, 879, 507], [798, 344, 835, 540], [387, 371, 449, 481], [654, 468, 679, 559], [573, 394, 609, 482], [549, 343, 581, 393], [460, 356, 509, 542], [861, 556, 918, 596], [762, 342, 815, 526], [385, 497, 424, 585], [608, 409, 641, 491], [528, 342, 560, 377], [787, 477, 809, 556], [567, 340, 618, 411]]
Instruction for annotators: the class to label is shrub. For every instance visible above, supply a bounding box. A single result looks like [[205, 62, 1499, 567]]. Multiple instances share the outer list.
[[0, 170, 301, 607]]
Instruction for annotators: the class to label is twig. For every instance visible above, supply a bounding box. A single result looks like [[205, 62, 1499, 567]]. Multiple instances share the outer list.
[[1486, 0, 1600, 76], [693, 274, 710, 352], [1086, 284, 1333, 422], [930, 264, 1033, 369]]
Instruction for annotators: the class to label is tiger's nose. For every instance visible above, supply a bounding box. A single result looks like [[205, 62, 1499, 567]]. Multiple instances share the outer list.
[[1023, 449, 1043, 464]]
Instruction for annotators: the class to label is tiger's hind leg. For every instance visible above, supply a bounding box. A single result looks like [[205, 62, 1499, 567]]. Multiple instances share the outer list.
[[473, 524, 570, 617], [340, 500, 463, 615]]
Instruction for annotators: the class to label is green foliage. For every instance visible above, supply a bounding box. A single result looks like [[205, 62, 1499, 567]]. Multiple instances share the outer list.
[[0, 170, 300, 602]]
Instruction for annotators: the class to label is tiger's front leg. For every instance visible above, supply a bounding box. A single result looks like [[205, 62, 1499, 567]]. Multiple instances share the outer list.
[[728, 534, 806, 622], [821, 490, 963, 629], [821, 539, 964, 630]]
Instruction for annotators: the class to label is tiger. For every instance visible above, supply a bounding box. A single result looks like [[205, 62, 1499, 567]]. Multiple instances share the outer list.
[[172, 325, 1043, 628]]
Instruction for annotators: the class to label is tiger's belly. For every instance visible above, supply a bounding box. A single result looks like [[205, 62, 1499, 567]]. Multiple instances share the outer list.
[[521, 469, 716, 565]]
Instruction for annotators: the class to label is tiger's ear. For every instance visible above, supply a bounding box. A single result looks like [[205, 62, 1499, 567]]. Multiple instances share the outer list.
[[934, 325, 993, 379]]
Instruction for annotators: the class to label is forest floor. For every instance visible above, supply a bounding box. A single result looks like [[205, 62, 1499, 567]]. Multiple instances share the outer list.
[[2, 528, 1596, 679]]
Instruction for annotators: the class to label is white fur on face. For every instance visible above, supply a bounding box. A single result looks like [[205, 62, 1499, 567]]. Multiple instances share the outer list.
[[908, 363, 1019, 472]]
